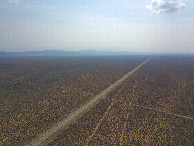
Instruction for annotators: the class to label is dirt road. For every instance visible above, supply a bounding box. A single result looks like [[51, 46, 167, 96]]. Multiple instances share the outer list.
[[31, 58, 151, 145]]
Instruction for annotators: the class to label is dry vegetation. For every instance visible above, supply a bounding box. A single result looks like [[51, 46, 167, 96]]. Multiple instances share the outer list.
[[45, 56, 193, 145], [0, 56, 147, 145]]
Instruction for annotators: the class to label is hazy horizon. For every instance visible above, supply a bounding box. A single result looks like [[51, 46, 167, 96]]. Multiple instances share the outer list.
[[0, 0, 194, 53]]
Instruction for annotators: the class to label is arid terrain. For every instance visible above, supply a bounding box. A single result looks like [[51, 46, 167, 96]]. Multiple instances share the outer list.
[[1, 55, 193, 145], [1, 56, 147, 145], [44, 56, 193, 145]]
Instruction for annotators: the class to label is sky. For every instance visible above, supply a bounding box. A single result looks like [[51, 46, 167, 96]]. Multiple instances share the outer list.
[[0, 0, 194, 53]]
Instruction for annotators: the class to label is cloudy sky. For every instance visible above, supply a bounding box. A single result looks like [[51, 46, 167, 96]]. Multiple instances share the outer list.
[[0, 0, 193, 53]]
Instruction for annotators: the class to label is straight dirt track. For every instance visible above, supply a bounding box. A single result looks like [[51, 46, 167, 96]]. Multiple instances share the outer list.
[[31, 58, 151, 146]]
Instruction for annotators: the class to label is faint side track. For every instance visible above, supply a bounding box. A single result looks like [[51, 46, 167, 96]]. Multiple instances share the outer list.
[[30, 58, 151, 146], [85, 101, 114, 145], [135, 104, 194, 120]]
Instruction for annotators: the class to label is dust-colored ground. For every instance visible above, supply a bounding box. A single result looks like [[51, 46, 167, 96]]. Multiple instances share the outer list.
[[1, 56, 147, 145], [31, 58, 150, 145], [45, 56, 193, 145]]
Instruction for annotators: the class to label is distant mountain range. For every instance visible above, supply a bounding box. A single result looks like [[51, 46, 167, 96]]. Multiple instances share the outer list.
[[1, 50, 191, 58], [0, 50, 152, 58]]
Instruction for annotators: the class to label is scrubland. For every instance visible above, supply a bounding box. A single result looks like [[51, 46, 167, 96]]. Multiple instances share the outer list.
[[0, 56, 147, 145], [45, 56, 193, 145]]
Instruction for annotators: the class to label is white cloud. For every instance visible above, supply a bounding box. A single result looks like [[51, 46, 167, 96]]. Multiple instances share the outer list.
[[146, 0, 186, 14], [7, 0, 20, 4]]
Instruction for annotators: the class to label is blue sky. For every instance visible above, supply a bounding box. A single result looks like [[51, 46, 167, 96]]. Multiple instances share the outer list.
[[0, 0, 193, 53]]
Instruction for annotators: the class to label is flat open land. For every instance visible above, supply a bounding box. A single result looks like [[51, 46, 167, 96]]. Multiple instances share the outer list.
[[1, 55, 193, 145], [44, 56, 193, 145], [1, 56, 147, 145]]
